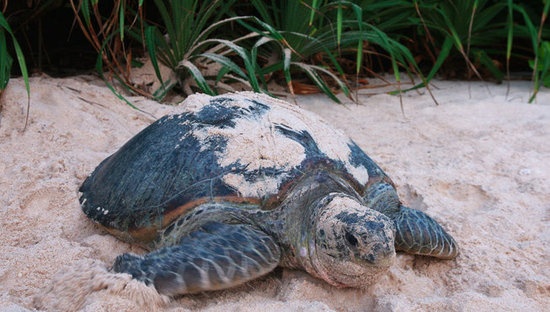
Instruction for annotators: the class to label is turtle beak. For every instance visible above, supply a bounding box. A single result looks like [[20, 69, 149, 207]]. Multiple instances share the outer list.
[[362, 240, 395, 267], [347, 218, 396, 267]]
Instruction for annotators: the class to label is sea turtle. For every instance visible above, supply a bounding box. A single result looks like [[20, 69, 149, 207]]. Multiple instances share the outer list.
[[80, 92, 458, 296]]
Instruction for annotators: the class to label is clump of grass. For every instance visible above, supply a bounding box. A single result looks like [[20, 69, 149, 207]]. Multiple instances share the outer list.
[[134, 0, 267, 97], [0, 9, 30, 127], [519, 1, 550, 102], [412, 0, 510, 81], [71, 0, 267, 100], [407, 0, 549, 102], [241, 0, 431, 102], [241, 0, 355, 102], [69, 0, 146, 105]]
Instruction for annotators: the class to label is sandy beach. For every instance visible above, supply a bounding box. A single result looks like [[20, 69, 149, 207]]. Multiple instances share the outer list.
[[0, 75, 548, 311]]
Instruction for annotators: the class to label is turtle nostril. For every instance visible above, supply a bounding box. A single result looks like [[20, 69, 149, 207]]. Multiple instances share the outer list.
[[364, 242, 395, 266], [345, 231, 358, 247]]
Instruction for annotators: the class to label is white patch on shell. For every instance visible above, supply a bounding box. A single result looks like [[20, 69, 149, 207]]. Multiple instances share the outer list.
[[175, 92, 370, 197], [222, 172, 287, 199]]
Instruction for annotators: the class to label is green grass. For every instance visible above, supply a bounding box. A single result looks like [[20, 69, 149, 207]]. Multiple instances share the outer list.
[[0, 10, 30, 127], [68, 0, 550, 102], [2, 0, 549, 107], [521, 0, 550, 102]]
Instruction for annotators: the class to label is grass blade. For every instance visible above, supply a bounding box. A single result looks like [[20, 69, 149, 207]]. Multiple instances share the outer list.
[[200, 38, 261, 92], [0, 10, 30, 128], [291, 62, 345, 103], [178, 60, 215, 95], [199, 52, 248, 80], [283, 48, 293, 95], [505, 0, 514, 95], [336, 3, 343, 48]]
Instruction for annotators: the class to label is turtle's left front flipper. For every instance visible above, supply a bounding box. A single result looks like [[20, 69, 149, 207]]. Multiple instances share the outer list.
[[112, 222, 281, 296], [393, 206, 459, 259]]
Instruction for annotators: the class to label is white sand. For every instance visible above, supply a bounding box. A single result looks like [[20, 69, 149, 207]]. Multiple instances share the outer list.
[[0, 75, 548, 311]]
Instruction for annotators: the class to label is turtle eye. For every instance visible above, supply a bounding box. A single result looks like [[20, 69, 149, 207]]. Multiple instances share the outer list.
[[345, 231, 358, 247]]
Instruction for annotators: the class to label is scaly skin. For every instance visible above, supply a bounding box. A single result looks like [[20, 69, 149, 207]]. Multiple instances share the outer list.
[[364, 181, 459, 259], [113, 222, 280, 296]]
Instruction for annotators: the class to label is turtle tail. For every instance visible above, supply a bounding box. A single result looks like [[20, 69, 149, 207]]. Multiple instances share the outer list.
[[394, 206, 459, 259]]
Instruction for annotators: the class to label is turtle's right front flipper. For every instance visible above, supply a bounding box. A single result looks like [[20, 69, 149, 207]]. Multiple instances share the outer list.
[[113, 222, 281, 296], [365, 182, 458, 260], [393, 206, 459, 259]]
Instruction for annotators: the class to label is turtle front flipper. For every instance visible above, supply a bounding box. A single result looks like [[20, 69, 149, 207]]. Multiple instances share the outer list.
[[112, 222, 281, 296], [364, 181, 458, 259], [393, 206, 459, 259]]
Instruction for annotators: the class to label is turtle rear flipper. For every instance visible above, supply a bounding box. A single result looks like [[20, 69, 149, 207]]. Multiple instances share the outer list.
[[394, 206, 459, 259], [113, 222, 281, 296]]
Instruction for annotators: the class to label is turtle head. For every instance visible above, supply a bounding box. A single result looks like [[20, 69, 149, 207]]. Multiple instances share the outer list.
[[308, 194, 396, 288]]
